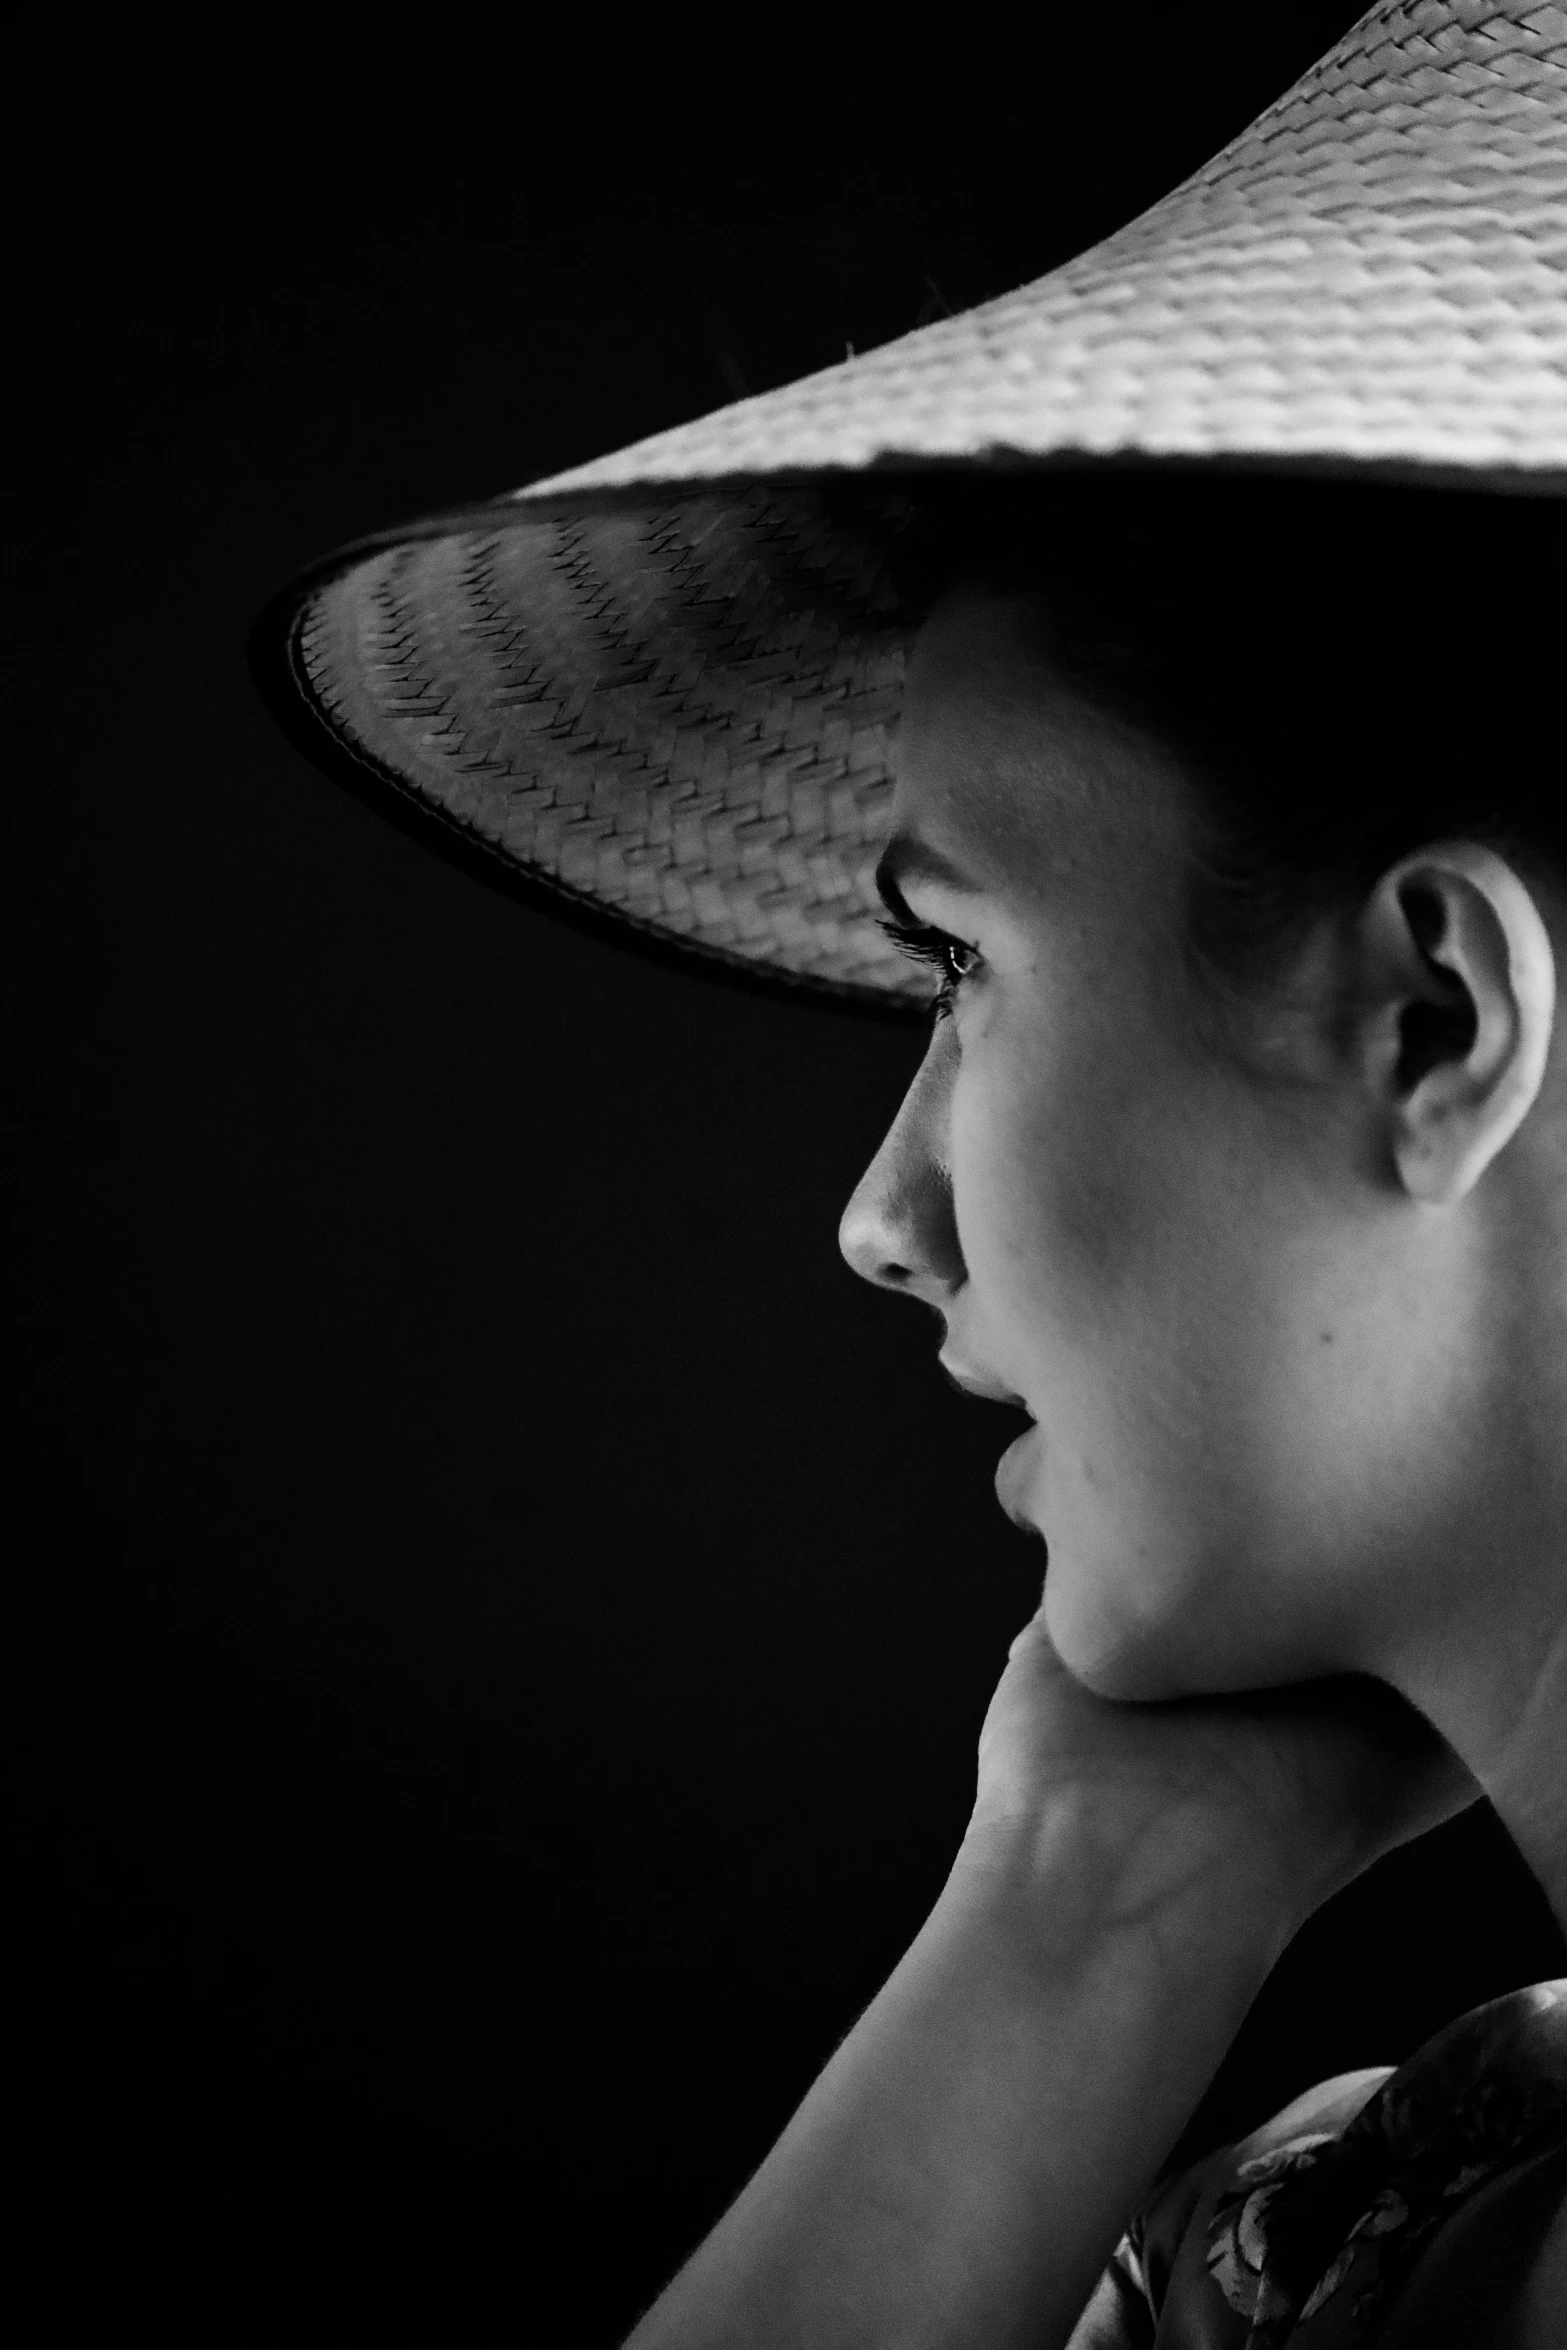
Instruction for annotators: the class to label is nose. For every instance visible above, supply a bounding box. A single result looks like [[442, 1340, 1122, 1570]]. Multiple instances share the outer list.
[[838, 1028, 967, 1299]]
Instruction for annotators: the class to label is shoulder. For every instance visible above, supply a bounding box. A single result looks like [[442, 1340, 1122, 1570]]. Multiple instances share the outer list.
[[1072, 1984, 1567, 2347], [1225, 2065, 1392, 2168], [1373, 2137, 1567, 2349], [1518, 2166, 1567, 2348], [1065, 2071, 1393, 2347]]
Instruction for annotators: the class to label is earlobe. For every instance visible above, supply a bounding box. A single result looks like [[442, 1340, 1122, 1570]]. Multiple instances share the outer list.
[[1358, 843, 1557, 1205]]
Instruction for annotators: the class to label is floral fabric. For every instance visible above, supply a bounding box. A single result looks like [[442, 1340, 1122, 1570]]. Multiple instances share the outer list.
[[1068, 1981, 1567, 2347]]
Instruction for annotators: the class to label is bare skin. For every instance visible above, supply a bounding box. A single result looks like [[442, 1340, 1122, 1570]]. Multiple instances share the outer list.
[[622, 586, 1567, 2348]]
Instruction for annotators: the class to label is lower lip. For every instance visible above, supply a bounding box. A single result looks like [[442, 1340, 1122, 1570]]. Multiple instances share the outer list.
[[994, 1425, 1042, 1529]]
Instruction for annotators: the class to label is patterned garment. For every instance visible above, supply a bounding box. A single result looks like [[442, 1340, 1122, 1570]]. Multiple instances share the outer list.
[[1069, 1982, 1567, 2347]]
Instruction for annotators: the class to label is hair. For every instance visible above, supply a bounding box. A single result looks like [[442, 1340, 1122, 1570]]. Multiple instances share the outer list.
[[882, 471, 1567, 989]]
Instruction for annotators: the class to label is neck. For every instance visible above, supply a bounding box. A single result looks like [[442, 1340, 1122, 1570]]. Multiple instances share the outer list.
[[1473, 1619, 1567, 1940], [1380, 1188, 1567, 1937], [1393, 1541, 1567, 1940]]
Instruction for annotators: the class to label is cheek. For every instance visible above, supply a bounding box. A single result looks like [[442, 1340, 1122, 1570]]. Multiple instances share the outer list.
[[951, 998, 1184, 1361], [951, 1014, 1360, 1692], [953, 1020, 1197, 1542]]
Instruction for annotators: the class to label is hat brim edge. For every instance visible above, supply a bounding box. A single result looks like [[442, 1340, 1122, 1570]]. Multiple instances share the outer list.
[[512, 445, 1567, 512], [247, 555, 931, 1028]]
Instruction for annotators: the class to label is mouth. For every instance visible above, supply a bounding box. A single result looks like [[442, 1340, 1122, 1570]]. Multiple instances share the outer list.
[[938, 1353, 1042, 1534]]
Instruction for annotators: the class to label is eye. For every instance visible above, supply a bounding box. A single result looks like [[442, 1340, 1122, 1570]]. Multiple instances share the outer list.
[[876, 916, 982, 1021]]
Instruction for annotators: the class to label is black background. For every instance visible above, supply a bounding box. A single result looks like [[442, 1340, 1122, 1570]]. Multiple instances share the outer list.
[[10, 10, 1565, 2343]]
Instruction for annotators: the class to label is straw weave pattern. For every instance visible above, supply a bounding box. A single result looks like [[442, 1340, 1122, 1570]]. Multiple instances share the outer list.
[[300, 491, 928, 1002], [529, 1, 1567, 492], [288, 0, 1567, 1008]]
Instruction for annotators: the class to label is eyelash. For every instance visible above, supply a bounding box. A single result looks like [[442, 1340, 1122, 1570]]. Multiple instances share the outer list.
[[876, 917, 981, 1021]]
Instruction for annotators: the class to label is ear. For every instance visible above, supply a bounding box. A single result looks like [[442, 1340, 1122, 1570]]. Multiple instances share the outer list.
[[1356, 842, 1556, 1204]]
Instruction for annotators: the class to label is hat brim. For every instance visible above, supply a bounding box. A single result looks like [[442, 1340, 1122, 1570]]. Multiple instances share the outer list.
[[254, 2, 1567, 1012], [250, 490, 937, 1024]]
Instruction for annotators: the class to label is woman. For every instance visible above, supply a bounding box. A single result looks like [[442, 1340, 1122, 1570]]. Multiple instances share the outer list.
[[257, 5, 1567, 2339], [631, 477, 1567, 2347]]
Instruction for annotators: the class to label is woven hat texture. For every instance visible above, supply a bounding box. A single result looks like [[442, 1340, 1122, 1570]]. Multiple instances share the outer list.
[[264, 0, 1567, 1013]]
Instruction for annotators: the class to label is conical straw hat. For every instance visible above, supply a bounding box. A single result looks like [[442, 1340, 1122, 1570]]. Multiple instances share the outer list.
[[254, 0, 1567, 1016]]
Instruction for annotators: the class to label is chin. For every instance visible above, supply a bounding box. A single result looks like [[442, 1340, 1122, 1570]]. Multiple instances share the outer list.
[[1041, 1547, 1222, 1703]]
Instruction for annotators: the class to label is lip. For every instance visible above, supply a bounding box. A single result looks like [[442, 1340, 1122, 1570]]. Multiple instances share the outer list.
[[994, 1423, 1043, 1532], [938, 1353, 1031, 1412]]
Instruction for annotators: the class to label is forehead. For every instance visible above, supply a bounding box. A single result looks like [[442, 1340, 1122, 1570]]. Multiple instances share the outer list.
[[893, 584, 1191, 900]]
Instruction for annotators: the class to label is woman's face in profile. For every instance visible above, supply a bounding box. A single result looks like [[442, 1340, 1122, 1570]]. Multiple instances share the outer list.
[[840, 585, 1486, 1703]]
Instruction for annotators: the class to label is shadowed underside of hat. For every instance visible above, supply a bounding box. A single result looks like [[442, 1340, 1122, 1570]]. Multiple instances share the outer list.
[[291, 491, 926, 1007], [266, 0, 1567, 1015]]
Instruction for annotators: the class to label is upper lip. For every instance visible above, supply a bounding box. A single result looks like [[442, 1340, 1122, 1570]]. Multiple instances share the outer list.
[[938, 1354, 1030, 1412]]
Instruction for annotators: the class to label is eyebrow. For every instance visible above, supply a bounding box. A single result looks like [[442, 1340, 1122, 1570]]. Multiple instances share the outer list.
[[873, 835, 982, 926]]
